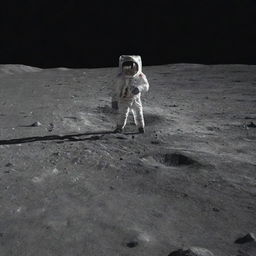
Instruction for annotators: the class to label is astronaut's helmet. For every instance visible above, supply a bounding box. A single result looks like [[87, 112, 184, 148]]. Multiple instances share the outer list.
[[119, 55, 142, 77], [122, 61, 138, 76]]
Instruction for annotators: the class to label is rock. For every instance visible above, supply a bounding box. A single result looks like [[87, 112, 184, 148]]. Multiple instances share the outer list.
[[126, 241, 138, 248], [235, 233, 256, 244], [168, 247, 215, 256], [247, 122, 256, 128], [30, 121, 42, 127], [47, 123, 54, 132]]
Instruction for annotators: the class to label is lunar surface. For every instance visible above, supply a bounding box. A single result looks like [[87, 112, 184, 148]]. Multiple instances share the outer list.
[[0, 63, 255, 256]]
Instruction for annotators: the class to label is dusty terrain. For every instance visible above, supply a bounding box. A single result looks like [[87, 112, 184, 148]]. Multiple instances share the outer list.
[[0, 63, 255, 256]]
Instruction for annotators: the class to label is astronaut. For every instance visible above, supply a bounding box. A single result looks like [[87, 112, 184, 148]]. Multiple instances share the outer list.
[[111, 55, 149, 133]]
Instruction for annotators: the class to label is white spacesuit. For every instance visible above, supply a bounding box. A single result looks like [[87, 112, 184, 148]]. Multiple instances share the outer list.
[[111, 55, 149, 133]]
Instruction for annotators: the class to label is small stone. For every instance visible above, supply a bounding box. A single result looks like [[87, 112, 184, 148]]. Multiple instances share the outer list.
[[212, 207, 220, 212], [48, 123, 54, 132], [5, 163, 13, 167], [168, 247, 215, 256], [51, 152, 60, 157], [247, 122, 256, 128], [30, 121, 42, 127], [126, 241, 138, 248], [235, 233, 256, 244]]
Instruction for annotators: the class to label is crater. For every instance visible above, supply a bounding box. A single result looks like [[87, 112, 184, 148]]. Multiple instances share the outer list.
[[126, 241, 138, 248], [157, 153, 199, 167]]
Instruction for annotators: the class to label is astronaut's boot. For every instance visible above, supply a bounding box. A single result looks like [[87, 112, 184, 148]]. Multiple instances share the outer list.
[[138, 127, 145, 133], [114, 125, 123, 133]]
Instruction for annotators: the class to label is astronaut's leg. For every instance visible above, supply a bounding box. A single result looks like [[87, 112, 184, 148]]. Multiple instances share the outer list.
[[114, 100, 130, 133], [131, 97, 145, 133], [131, 109, 138, 126]]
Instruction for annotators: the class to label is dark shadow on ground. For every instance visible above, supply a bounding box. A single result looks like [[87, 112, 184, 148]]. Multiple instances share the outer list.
[[0, 131, 112, 145], [0, 130, 141, 145], [144, 113, 164, 125]]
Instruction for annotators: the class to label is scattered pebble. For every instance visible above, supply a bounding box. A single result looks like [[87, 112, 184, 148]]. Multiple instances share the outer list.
[[235, 233, 256, 244], [5, 162, 13, 167]]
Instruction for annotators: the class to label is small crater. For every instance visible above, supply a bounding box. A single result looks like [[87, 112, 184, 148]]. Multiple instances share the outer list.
[[158, 153, 199, 167], [126, 241, 138, 248], [151, 140, 160, 145], [116, 136, 127, 140], [63, 116, 81, 121]]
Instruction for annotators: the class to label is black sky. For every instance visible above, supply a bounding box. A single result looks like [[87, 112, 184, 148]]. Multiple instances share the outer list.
[[0, 0, 256, 68]]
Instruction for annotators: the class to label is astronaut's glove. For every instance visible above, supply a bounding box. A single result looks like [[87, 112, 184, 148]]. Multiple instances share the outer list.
[[111, 101, 118, 110], [131, 86, 140, 95]]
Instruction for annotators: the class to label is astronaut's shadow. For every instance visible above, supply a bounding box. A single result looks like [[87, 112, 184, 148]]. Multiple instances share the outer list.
[[0, 130, 118, 146]]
